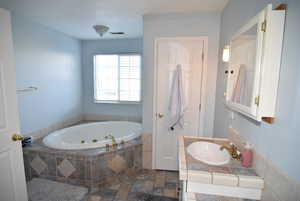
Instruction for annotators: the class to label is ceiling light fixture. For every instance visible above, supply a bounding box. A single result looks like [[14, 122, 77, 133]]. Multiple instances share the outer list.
[[93, 25, 109, 37]]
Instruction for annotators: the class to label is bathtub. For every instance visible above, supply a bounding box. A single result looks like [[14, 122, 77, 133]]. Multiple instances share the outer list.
[[43, 121, 142, 150]]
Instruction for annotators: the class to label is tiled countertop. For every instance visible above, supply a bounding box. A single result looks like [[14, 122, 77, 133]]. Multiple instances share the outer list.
[[179, 136, 264, 190]]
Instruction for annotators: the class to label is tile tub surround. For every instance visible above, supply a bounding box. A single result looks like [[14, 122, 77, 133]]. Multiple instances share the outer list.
[[228, 127, 300, 201], [83, 114, 142, 123], [23, 137, 143, 189], [179, 136, 264, 200], [142, 132, 152, 169]]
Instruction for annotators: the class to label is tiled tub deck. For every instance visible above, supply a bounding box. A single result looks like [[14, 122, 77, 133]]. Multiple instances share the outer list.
[[23, 137, 143, 189]]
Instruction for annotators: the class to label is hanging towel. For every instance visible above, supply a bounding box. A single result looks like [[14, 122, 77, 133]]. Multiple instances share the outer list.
[[232, 64, 247, 105], [169, 64, 185, 130]]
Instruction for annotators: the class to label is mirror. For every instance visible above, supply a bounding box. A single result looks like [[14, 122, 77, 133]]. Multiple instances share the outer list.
[[230, 23, 258, 107], [225, 8, 266, 118], [225, 4, 286, 122]]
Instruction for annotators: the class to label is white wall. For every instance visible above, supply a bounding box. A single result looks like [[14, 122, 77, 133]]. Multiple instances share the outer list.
[[142, 13, 221, 137], [214, 0, 300, 183]]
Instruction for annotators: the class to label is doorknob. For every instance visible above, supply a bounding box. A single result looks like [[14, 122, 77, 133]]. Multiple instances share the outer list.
[[12, 134, 23, 141], [158, 113, 164, 118]]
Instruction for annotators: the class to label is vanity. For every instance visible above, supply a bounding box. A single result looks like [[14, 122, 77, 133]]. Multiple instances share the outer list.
[[178, 136, 264, 201]]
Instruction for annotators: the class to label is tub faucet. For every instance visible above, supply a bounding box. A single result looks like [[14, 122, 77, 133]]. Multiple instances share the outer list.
[[220, 143, 242, 160], [105, 134, 117, 146]]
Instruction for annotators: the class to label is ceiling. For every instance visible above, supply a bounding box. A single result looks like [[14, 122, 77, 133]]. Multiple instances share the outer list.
[[0, 0, 228, 40]]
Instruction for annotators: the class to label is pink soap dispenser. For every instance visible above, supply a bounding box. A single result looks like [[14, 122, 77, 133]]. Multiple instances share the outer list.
[[242, 142, 253, 168]]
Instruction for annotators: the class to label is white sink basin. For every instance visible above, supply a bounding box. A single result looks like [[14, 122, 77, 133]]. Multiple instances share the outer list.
[[187, 141, 230, 166]]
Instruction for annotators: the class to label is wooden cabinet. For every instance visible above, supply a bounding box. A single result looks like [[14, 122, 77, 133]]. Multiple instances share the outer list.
[[225, 4, 286, 122]]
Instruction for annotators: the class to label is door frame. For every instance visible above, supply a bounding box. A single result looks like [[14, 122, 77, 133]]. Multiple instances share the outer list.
[[152, 36, 208, 169]]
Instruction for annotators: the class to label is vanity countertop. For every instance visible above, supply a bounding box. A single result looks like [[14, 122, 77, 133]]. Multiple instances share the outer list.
[[179, 136, 264, 190]]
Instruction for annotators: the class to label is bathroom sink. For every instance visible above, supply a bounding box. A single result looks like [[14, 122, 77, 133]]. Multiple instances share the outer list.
[[187, 141, 230, 166]]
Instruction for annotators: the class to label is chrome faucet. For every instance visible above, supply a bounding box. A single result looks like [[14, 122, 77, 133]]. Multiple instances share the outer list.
[[105, 134, 117, 146], [220, 143, 242, 160]]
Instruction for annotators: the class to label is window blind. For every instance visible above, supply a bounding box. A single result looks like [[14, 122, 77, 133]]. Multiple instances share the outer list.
[[94, 54, 141, 102]]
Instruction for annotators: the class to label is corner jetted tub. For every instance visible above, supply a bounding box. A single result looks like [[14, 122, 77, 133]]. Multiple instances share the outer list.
[[43, 121, 142, 150]]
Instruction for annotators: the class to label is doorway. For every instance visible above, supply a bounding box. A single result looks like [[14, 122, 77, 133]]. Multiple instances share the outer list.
[[153, 37, 207, 170]]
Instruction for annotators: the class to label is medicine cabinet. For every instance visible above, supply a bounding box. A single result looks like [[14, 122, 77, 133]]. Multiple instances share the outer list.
[[225, 4, 286, 122]]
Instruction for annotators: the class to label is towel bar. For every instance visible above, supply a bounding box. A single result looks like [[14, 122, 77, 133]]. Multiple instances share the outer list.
[[17, 87, 38, 92]]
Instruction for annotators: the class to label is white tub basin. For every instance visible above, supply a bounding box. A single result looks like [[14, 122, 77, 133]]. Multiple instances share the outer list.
[[187, 141, 230, 166], [43, 121, 142, 150]]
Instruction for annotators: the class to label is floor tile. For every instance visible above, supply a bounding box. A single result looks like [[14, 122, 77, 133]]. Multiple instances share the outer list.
[[127, 192, 178, 201], [165, 171, 179, 184], [131, 180, 154, 194], [163, 188, 177, 198], [115, 183, 132, 201], [154, 171, 166, 188], [28, 178, 88, 201], [153, 187, 164, 196], [90, 189, 117, 201], [81, 170, 179, 201], [87, 195, 101, 201], [165, 182, 177, 189]]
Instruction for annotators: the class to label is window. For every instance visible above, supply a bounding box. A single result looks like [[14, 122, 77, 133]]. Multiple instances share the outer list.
[[94, 54, 141, 103]]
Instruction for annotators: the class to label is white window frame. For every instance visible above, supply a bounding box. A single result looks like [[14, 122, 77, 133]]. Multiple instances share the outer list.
[[93, 53, 142, 104]]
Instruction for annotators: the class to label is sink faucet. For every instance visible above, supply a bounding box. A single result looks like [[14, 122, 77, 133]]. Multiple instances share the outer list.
[[220, 143, 242, 160], [105, 134, 117, 146]]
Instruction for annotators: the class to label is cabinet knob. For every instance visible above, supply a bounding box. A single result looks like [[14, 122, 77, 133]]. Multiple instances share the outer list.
[[230, 70, 234, 74], [225, 70, 229, 74]]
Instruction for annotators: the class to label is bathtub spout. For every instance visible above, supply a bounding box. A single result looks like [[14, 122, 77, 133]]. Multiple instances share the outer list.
[[105, 134, 117, 146]]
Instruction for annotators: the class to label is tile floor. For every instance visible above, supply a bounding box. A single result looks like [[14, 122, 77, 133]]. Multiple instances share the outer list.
[[28, 178, 88, 201], [83, 170, 180, 201]]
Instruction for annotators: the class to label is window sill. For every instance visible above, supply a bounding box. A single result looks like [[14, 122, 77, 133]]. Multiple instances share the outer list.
[[94, 100, 141, 105]]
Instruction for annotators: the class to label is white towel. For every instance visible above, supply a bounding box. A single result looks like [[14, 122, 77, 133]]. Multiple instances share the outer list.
[[232, 64, 247, 104], [169, 64, 185, 129]]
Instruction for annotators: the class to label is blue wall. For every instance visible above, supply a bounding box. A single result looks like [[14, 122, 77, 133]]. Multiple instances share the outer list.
[[142, 13, 221, 137], [214, 0, 300, 183], [81, 38, 143, 120], [12, 14, 82, 134]]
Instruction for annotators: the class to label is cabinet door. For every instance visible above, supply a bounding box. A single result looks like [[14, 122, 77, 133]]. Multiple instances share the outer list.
[[226, 9, 266, 119]]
